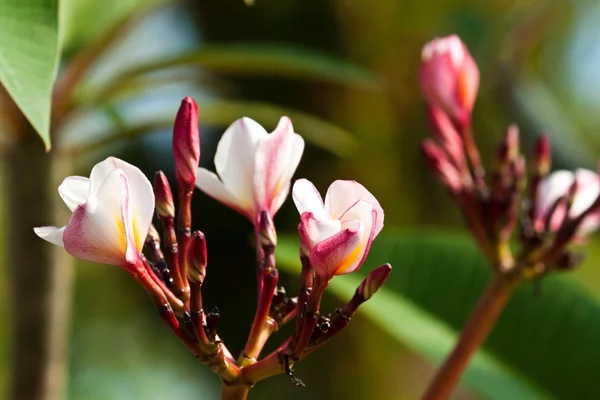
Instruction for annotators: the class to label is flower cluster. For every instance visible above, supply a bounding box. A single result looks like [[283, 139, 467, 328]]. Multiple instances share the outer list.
[[419, 34, 600, 279], [34, 97, 390, 393]]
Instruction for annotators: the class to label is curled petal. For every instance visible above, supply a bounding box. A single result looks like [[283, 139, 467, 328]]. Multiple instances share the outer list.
[[254, 117, 305, 216], [325, 180, 384, 236], [336, 200, 377, 274], [298, 212, 342, 249], [63, 169, 135, 267], [309, 220, 364, 278], [292, 178, 326, 218], [58, 176, 90, 212], [34, 226, 65, 247]]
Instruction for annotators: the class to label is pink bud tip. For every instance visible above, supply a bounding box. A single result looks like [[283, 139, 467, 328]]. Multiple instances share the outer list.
[[358, 263, 392, 301], [419, 35, 479, 126], [153, 171, 175, 218], [421, 140, 463, 194], [533, 135, 551, 176], [187, 231, 207, 283], [173, 97, 201, 190]]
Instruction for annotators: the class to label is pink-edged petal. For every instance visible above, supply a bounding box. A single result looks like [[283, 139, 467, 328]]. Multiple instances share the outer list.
[[214, 117, 265, 210], [58, 176, 90, 211], [536, 170, 575, 218], [196, 167, 251, 218], [570, 169, 600, 218], [325, 180, 384, 235], [309, 220, 363, 279], [579, 213, 600, 235], [34, 226, 65, 247], [292, 179, 327, 218], [253, 117, 305, 216], [336, 200, 377, 274], [298, 212, 342, 250], [63, 169, 129, 267]]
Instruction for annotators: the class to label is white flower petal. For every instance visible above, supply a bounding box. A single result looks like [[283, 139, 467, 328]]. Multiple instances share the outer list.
[[336, 200, 376, 274], [537, 170, 575, 218], [325, 180, 384, 235], [34, 226, 65, 247], [58, 176, 90, 211], [570, 169, 600, 218], [298, 212, 342, 249], [214, 118, 265, 209], [63, 169, 129, 267], [292, 179, 327, 218], [196, 168, 250, 217]]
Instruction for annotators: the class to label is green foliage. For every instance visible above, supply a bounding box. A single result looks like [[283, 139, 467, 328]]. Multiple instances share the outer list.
[[0, 0, 61, 149], [277, 230, 600, 399]]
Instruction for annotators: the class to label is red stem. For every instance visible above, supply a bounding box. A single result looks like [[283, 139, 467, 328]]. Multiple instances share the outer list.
[[422, 275, 515, 400]]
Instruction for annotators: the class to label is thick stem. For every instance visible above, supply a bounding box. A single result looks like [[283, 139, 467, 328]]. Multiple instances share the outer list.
[[176, 187, 193, 308], [6, 135, 74, 400], [221, 384, 251, 400], [422, 275, 515, 400]]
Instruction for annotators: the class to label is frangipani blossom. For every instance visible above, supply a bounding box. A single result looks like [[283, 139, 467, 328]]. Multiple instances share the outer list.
[[536, 169, 600, 235], [195, 117, 304, 223], [34, 157, 154, 269], [292, 179, 384, 279], [420, 35, 479, 126]]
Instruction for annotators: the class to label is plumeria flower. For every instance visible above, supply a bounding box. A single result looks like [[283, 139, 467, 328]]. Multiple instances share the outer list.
[[420, 34, 479, 126], [196, 117, 304, 223], [292, 179, 384, 279], [34, 157, 154, 270], [535, 169, 600, 235]]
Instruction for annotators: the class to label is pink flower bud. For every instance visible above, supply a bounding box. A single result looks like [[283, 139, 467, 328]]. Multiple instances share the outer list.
[[187, 231, 207, 284], [420, 35, 479, 126], [427, 106, 465, 168], [173, 96, 201, 190], [421, 140, 463, 194], [357, 263, 392, 301], [153, 171, 175, 219], [533, 135, 551, 177]]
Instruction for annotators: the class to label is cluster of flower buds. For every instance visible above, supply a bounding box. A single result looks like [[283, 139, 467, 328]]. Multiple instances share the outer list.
[[34, 96, 391, 393], [419, 34, 600, 281]]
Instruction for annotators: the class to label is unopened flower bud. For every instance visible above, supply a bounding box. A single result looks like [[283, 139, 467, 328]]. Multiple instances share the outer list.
[[422, 140, 463, 194], [173, 96, 201, 191], [357, 263, 392, 301], [259, 210, 277, 248], [533, 135, 551, 177], [497, 125, 520, 165], [427, 106, 465, 168], [187, 231, 207, 284], [154, 171, 175, 218], [420, 35, 479, 126]]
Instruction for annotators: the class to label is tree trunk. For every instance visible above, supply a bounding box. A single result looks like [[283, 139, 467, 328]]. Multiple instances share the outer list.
[[6, 131, 74, 400]]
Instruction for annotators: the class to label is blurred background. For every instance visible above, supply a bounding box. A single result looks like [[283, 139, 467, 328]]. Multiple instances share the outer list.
[[2, 0, 600, 399]]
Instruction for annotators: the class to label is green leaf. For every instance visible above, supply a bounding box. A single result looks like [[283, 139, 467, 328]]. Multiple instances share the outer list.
[[59, 99, 358, 157], [277, 230, 600, 399], [85, 43, 381, 102], [0, 0, 61, 150]]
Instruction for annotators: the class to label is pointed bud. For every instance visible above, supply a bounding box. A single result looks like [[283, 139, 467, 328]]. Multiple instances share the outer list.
[[173, 96, 201, 190], [420, 35, 479, 126], [187, 231, 207, 284], [427, 106, 465, 168], [259, 210, 277, 248], [145, 223, 160, 244], [422, 140, 463, 194], [533, 135, 551, 177], [357, 263, 392, 301], [497, 125, 519, 165], [154, 171, 175, 219]]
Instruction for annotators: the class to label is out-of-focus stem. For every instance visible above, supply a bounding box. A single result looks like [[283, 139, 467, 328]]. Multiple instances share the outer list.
[[422, 275, 515, 400]]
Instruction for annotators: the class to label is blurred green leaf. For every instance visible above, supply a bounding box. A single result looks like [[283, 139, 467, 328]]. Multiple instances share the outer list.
[[0, 0, 61, 150], [278, 230, 600, 399], [90, 43, 382, 101], [60, 99, 358, 157]]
